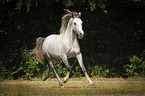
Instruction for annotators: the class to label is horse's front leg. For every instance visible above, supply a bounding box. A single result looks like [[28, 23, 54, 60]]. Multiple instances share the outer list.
[[76, 53, 94, 85], [62, 55, 71, 83]]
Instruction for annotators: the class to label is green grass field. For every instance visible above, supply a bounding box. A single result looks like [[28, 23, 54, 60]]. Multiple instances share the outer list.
[[0, 77, 145, 96]]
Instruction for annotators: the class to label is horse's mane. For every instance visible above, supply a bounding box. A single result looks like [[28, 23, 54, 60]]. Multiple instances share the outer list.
[[59, 13, 72, 34], [59, 10, 81, 34]]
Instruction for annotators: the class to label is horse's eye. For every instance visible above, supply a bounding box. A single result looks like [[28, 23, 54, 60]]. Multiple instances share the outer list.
[[74, 23, 76, 25]]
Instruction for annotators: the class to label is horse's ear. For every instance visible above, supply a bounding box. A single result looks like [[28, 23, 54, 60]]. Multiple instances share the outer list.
[[78, 12, 81, 18], [72, 12, 77, 18], [72, 12, 79, 18], [72, 12, 76, 18]]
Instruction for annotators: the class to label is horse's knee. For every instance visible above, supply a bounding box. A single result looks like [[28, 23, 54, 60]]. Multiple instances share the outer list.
[[67, 66, 71, 72]]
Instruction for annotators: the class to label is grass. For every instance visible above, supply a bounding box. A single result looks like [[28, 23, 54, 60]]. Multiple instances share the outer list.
[[0, 77, 145, 96]]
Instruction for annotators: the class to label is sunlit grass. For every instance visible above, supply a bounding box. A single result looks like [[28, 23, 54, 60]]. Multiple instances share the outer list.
[[0, 78, 145, 96]]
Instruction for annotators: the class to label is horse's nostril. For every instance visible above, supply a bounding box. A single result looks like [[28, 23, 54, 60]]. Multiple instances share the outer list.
[[78, 33, 84, 39]]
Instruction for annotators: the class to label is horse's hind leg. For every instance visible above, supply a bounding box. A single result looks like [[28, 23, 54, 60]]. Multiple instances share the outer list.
[[42, 65, 49, 81], [62, 55, 71, 83], [45, 51, 64, 87]]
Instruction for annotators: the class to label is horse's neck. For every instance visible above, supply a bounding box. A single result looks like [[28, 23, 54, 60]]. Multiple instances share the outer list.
[[62, 25, 76, 45]]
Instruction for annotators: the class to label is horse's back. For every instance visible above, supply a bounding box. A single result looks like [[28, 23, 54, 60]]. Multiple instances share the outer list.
[[42, 34, 63, 57]]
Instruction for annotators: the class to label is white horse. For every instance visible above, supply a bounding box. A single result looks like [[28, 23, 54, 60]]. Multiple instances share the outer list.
[[27, 9, 93, 87]]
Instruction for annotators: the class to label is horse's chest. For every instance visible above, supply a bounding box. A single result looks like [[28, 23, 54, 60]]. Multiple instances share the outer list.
[[67, 44, 80, 58]]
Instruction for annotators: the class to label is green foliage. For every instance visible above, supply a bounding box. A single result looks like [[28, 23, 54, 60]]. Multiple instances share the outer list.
[[71, 64, 83, 77], [14, 0, 107, 12], [23, 57, 39, 79], [89, 0, 96, 11], [0, 47, 25, 79], [63, 0, 73, 7], [26, 0, 31, 12], [89, 65, 109, 77], [123, 55, 145, 77], [16, 0, 23, 11], [15, 0, 38, 12], [0, 64, 8, 79], [53, 61, 67, 77]]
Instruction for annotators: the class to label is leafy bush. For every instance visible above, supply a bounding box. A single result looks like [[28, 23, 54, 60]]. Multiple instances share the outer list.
[[0, 47, 26, 79], [18, 56, 46, 80], [23, 57, 39, 79], [53, 61, 67, 77], [88, 65, 110, 78], [123, 55, 145, 77], [22, 57, 68, 79]]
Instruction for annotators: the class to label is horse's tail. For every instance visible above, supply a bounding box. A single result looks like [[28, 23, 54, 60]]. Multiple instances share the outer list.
[[26, 37, 45, 64]]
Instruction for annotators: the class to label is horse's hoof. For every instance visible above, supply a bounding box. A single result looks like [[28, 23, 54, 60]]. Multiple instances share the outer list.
[[89, 81, 94, 86], [63, 77, 68, 83], [42, 76, 47, 81], [60, 85, 65, 88]]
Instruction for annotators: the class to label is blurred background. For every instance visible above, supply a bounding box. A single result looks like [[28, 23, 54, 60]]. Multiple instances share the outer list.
[[0, 0, 145, 80]]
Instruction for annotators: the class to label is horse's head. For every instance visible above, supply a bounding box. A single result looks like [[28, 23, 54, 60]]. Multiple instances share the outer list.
[[73, 17, 84, 39], [64, 9, 84, 39]]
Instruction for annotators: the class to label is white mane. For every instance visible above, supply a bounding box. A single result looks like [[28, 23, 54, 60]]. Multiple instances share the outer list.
[[59, 13, 72, 34]]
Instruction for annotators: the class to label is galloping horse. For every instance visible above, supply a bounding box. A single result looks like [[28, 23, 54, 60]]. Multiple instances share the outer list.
[[27, 9, 93, 87]]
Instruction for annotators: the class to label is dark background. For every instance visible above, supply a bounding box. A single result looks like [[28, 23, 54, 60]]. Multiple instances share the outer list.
[[0, 0, 145, 79]]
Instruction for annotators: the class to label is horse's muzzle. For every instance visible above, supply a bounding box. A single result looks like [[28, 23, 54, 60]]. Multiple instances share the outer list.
[[78, 32, 84, 39]]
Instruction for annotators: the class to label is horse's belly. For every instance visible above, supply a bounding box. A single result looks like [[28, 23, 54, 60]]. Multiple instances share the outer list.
[[68, 52, 76, 58]]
